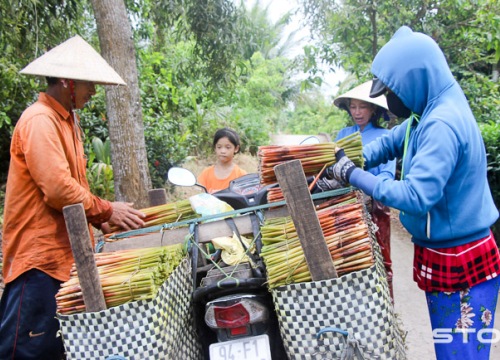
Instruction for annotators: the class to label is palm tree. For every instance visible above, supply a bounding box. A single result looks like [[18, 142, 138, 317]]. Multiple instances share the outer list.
[[240, 0, 306, 60]]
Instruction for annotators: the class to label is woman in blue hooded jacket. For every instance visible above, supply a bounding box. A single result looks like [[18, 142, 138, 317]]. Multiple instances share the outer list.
[[329, 26, 500, 359]]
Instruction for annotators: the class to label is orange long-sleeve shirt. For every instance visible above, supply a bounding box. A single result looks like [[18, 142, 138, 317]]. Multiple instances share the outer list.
[[2, 93, 112, 283]]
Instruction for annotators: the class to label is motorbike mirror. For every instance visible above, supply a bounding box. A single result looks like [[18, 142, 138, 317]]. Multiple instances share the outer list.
[[300, 135, 321, 145], [167, 167, 208, 192], [167, 167, 197, 187]]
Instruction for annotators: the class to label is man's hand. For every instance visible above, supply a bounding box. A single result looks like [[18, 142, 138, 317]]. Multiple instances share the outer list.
[[108, 202, 146, 231], [100, 222, 112, 234], [325, 148, 357, 184]]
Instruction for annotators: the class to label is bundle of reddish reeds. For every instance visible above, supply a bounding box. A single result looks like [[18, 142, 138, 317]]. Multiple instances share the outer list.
[[106, 199, 197, 238], [260, 191, 374, 288], [55, 244, 185, 315], [258, 132, 364, 186]]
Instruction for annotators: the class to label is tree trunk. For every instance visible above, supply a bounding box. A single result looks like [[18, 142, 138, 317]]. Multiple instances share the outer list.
[[90, 0, 151, 208]]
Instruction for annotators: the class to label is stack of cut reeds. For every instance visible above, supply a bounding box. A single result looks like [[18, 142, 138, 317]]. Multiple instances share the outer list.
[[258, 132, 364, 188], [56, 244, 185, 315], [106, 199, 197, 239], [260, 191, 374, 288]]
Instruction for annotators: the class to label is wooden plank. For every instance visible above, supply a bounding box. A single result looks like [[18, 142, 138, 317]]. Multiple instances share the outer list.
[[102, 205, 290, 252], [148, 188, 168, 207], [274, 160, 337, 280], [63, 203, 106, 312], [103, 213, 254, 252]]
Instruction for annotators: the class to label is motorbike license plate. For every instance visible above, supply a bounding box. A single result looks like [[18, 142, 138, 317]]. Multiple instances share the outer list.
[[209, 334, 272, 360]]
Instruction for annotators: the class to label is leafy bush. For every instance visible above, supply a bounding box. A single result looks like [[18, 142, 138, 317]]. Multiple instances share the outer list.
[[80, 87, 111, 146], [459, 72, 500, 125], [85, 137, 114, 201], [0, 67, 41, 180], [480, 121, 500, 242], [138, 49, 208, 187]]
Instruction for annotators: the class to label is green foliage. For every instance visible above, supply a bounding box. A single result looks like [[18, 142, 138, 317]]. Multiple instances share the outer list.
[[239, 0, 297, 60], [423, 0, 499, 73], [300, 0, 410, 77], [0, 0, 93, 179], [0, 0, 345, 191], [80, 87, 110, 141], [224, 52, 299, 152], [138, 47, 206, 187], [130, 0, 249, 90], [280, 91, 347, 138], [0, 59, 33, 179], [299, 0, 500, 108], [185, 0, 242, 85], [456, 71, 500, 124], [86, 137, 115, 200], [480, 121, 500, 241], [92, 137, 111, 165]]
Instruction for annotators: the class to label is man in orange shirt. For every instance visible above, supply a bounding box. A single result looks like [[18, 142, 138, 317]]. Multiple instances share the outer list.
[[0, 36, 145, 359]]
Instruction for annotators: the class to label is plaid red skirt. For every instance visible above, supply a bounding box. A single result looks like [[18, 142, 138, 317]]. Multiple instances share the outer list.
[[413, 232, 500, 292]]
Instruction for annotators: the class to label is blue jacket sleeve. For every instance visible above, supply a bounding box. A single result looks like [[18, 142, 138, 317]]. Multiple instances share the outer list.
[[369, 158, 396, 181], [363, 121, 408, 169], [349, 168, 380, 196]]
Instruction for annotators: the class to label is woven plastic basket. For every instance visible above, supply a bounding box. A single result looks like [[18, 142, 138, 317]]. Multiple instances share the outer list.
[[57, 258, 202, 360], [272, 241, 406, 359]]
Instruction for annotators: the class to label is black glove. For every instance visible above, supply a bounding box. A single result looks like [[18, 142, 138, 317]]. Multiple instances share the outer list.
[[312, 177, 345, 193], [325, 149, 357, 184]]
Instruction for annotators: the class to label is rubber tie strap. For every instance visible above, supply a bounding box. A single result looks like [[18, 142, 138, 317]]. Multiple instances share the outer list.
[[285, 252, 305, 285], [122, 269, 141, 300], [217, 277, 239, 289]]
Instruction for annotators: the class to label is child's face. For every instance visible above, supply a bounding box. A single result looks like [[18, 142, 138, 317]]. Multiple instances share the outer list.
[[215, 136, 238, 163]]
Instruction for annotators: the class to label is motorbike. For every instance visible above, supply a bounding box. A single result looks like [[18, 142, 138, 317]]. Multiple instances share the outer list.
[[167, 167, 287, 360]]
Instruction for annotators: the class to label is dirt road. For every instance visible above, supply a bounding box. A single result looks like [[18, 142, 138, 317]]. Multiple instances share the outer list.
[[391, 216, 500, 359]]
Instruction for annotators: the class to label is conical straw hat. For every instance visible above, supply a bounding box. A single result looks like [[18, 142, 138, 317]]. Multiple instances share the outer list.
[[333, 80, 387, 111], [20, 35, 126, 86]]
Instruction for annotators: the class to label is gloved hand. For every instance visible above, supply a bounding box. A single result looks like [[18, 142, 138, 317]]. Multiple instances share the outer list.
[[312, 177, 345, 193], [325, 149, 357, 184]]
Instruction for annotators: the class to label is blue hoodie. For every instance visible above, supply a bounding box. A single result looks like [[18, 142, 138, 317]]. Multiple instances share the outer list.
[[350, 26, 498, 248]]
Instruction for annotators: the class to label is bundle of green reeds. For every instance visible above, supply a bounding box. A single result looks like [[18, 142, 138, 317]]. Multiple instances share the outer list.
[[258, 132, 364, 186], [260, 191, 374, 288], [106, 199, 197, 238], [56, 244, 185, 315]]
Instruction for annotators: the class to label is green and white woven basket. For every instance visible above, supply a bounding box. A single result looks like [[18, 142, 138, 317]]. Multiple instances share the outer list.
[[272, 242, 406, 359], [57, 258, 202, 360]]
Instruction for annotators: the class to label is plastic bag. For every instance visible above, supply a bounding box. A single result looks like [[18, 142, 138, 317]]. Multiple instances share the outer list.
[[188, 193, 234, 220], [211, 232, 255, 265]]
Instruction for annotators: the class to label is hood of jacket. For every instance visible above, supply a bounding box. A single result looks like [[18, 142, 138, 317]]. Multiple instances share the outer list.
[[371, 26, 456, 116]]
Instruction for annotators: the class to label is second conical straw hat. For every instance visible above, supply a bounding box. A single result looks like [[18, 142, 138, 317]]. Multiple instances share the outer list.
[[334, 80, 387, 110]]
